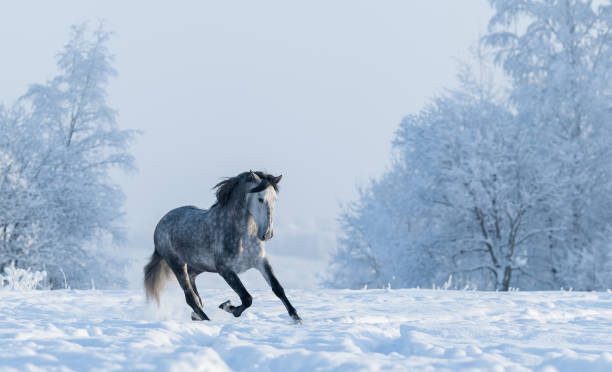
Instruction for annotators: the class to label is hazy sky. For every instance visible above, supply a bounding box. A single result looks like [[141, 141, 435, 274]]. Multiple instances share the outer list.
[[1, 1, 492, 289]]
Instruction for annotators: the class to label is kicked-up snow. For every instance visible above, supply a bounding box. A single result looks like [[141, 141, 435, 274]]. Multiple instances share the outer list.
[[0, 288, 611, 371]]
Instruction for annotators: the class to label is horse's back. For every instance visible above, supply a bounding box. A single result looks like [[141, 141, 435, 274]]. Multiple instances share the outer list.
[[155, 205, 204, 235], [154, 206, 216, 271]]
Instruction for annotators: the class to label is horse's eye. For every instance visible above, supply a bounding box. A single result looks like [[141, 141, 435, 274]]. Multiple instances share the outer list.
[[258, 198, 264, 203]]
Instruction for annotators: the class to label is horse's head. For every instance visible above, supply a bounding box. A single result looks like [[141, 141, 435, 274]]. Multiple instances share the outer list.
[[247, 171, 281, 241]]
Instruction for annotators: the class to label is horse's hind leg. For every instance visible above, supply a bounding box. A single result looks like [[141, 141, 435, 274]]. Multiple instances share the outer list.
[[188, 271, 205, 321], [170, 263, 210, 321], [217, 268, 252, 317]]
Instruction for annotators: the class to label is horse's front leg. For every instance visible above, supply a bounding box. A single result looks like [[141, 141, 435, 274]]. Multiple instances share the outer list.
[[217, 267, 253, 317], [259, 258, 302, 324]]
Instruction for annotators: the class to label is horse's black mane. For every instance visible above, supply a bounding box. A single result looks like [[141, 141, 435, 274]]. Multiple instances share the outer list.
[[212, 171, 279, 208]]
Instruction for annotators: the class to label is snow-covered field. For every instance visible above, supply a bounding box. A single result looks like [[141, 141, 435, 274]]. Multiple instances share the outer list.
[[1, 288, 611, 371]]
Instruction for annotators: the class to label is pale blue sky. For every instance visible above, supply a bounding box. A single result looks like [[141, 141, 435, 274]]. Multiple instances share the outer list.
[[1, 1, 492, 288]]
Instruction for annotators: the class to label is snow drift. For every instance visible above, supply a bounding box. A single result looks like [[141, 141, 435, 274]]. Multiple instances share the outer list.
[[0, 288, 611, 371]]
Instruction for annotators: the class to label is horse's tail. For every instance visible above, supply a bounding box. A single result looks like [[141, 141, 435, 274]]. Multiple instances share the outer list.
[[144, 250, 172, 306]]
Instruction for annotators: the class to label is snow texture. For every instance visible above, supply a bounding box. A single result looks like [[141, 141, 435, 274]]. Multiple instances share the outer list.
[[1, 288, 611, 371]]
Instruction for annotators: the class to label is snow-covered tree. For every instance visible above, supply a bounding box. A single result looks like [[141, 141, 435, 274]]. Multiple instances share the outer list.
[[0, 23, 136, 288], [485, 0, 612, 289], [329, 169, 437, 289], [330, 0, 612, 291], [330, 66, 560, 290]]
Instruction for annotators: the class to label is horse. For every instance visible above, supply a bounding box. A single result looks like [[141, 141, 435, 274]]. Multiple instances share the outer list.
[[144, 170, 302, 324]]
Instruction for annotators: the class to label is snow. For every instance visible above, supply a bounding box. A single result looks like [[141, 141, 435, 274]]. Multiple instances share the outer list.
[[1, 288, 611, 371]]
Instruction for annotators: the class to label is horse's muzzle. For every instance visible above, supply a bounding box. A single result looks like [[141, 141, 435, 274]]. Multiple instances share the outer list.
[[262, 230, 274, 241]]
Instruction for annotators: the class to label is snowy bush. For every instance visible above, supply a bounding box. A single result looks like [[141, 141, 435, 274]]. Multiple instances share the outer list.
[[0, 262, 47, 290]]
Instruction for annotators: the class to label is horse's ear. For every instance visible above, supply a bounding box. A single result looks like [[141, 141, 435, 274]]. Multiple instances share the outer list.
[[250, 170, 261, 183], [272, 174, 282, 185]]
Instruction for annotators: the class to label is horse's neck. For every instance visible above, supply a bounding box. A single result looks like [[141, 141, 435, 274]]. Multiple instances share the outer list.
[[216, 202, 250, 232]]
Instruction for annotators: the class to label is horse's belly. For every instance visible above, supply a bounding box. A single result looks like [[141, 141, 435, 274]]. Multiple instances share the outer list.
[[184, 248, 216, 271]]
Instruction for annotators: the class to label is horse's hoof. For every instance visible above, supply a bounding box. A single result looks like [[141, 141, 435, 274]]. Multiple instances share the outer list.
[[219, 300, 233, 312], [191, 311, 210, 321], [191, 312, 202, 321], [292, 314, 303, 325]]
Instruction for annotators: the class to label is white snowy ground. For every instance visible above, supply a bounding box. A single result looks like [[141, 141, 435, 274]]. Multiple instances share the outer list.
[[0, 288, 611, 372]]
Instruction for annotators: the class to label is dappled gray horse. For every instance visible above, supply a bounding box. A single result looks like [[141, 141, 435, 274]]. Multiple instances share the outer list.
[[144, 171, 302, 323]]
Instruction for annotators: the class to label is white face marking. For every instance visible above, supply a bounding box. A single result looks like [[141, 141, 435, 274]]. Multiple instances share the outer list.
[[247, 185, 277, 241]]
